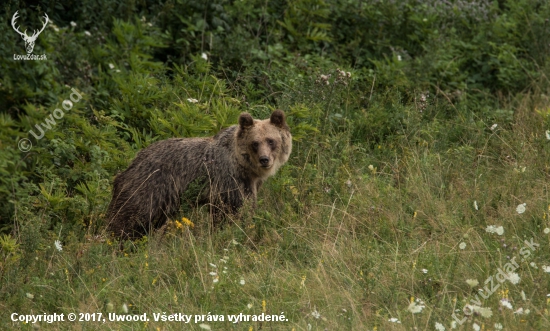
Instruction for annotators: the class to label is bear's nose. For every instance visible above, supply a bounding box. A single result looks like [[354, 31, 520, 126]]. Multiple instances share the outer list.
[[259, 156, 270, 166]]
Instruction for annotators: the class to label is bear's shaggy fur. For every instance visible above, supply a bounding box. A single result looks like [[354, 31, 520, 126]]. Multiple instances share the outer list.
[[106, 110, 292, 238]]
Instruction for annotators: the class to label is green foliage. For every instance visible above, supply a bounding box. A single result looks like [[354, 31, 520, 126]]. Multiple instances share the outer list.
[[1, 0, 550, 329]]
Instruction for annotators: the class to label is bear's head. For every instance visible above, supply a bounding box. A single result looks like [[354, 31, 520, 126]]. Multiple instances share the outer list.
[[236, 110, 292, 178]]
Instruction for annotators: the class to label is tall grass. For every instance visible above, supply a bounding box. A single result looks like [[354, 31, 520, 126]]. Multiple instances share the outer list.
[[2, 87, 550, 330]]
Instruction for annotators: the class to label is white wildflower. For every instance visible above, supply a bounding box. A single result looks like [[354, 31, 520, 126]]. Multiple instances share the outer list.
[[209, 272, 217, 276], [435, 322, 446, 331], [122, 303, 128, 313], [199, 324, 211, 330], [485, 225, 504, 235], [473, 322, 480, 331], [388, 317, 401, 323], [494, 323, 503, 330], [240, 278, 245, 285], [212, 277, 219, 283], [500, 298, 513, 310], [508, 272, 520, 284], [530, 262, 538, 269], [451, 320, 457, 329], [247, 303, 252, 309], [26, 293, 34, 299], [515, 307, 529, 314], [542, 265, 550, 273], [516, 203, 526, 214], [108, 63, 115, 70], [84, 31, 91, 37], [209, 263, 217, 268], [201, 52, 208, 61], [187, 98, 198, 103], [478, 307, 493, 318], [546, 130, 550, 140], [490, 123, 498, 131], [459, 242, 466, 250], [474, 200, 478, 210], [544, 228, 550, 234], [466, 279, 479, 287], [407, 298, 425, 314], [311, 309, 321, 319], [397, 55, 402, 61], [421, 268, 428, 274], [70, 21, 77, 27], [54, 240, 63, 252], [521, 290, 527, 301]]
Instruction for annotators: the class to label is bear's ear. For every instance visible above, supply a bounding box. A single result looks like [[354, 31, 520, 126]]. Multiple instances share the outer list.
[[239, 113, 254, 130], [270, 109, 289, 130]]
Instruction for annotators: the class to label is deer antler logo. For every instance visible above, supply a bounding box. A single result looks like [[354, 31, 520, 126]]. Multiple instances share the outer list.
[[11, 11, 49, 54]]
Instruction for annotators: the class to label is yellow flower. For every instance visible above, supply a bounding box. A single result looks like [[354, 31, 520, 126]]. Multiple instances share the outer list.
[[181, 217, 194, 228], [262, 300, 266, 313], [499, 288, 509, 299]]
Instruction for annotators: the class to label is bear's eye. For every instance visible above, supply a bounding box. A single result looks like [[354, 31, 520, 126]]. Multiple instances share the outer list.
[[267, 139, 274, 146], [252, 142, 259, 149]]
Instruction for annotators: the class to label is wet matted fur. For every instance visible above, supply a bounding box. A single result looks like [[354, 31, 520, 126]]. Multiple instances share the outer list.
[[106, 110, 292, 239]]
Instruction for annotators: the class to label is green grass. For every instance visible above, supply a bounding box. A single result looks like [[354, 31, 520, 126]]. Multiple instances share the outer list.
[[2, 1, 550, 329], [2, 93, 550, 330]]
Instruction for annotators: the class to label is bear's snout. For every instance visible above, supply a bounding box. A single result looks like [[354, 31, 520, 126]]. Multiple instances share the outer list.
[[259, 156, 270, 167]]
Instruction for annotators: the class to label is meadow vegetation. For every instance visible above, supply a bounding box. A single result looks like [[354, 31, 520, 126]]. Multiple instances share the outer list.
[[1, 0, 550, 330]]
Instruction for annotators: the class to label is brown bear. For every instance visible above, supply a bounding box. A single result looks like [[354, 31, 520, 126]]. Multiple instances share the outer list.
[[106, 110, 292, 239]]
